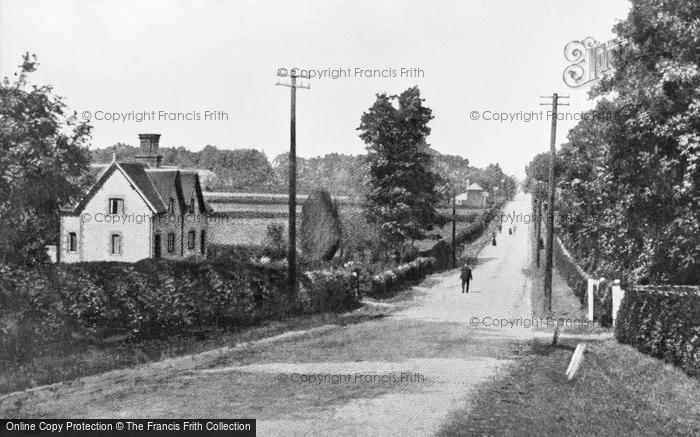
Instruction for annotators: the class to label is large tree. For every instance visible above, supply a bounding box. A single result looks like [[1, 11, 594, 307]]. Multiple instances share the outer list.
[[555, 0, 700, 284], [0, 53, 92, 264], [358, 87, 445, 247]]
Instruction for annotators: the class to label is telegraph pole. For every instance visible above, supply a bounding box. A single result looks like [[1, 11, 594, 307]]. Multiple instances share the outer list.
[[277, 70, 310, 291], [539, 93, 568, 313], [452, 187, 457, 268]]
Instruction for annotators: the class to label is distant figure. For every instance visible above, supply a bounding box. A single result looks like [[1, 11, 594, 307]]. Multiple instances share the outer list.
[[498, 224, 503, 233], [508, 227, 512, 235], [492, 231, 497, 246], [460, 263, 473, 293], [513, 224, 517, 234]]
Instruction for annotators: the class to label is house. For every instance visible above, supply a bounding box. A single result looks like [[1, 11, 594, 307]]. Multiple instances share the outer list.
[[456, 182, 488, 207], [59, 134, 209, 263]]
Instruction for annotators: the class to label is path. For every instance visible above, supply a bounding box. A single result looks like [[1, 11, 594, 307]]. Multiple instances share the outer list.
[[0, 193, 537, 436]]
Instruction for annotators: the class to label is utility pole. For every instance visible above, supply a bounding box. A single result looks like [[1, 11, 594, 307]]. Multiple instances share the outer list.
[[277, 69, 310, 291], [539, 93, 568, 313], [452, 187, 457, 268], [535, 181, 542, 269]]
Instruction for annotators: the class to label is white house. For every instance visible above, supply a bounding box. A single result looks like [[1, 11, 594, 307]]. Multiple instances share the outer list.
[[59, 134, 209, 263], [456, 182, 488, 207]]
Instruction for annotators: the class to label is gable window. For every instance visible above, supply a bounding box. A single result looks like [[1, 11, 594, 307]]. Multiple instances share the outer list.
[[167, 233, 176, 253], [188, 197, 195, 214], [68, 232, 77, 252], [187, 230, 195, 250], [168, 197, 175, 214], [110, 233, 121, 255], [109, 198, 124, 214]]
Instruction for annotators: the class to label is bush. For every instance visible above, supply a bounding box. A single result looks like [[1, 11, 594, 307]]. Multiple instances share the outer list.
[[368, 257, 437, 297], [0, 259, 359, 363], [301, 189, 341, 261], [553, 236, 588, 305], [615, 285, 700, 377]]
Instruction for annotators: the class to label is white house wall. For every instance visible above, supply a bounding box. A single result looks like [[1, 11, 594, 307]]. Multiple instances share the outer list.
[[62, 169, 153, 262]]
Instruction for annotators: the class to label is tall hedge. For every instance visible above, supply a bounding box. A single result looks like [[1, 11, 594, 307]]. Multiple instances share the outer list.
[[0, 260, 359, 361], [615, 285, 700, 377]]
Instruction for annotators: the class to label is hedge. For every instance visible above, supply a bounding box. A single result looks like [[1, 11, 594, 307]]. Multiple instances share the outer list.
[[553, 236, 588, 305], [368, 257, 438, 297], [0, 260, 359, 362], [615, 285, 700, 377]]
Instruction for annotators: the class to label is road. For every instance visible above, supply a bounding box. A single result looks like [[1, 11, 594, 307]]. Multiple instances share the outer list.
[[0, 193, 536, 436]]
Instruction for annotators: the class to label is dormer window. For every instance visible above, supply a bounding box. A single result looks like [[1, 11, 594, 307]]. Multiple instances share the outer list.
[[168, 197, 174, 213], [108, 198, 124, 214], [188, 197, 195, 214]]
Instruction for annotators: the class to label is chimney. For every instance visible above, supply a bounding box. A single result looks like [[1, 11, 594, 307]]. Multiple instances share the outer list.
[[135, 133, 163, 168]]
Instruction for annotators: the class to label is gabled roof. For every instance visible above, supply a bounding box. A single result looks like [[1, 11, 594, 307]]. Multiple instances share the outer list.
[[63, 161, 207, 215], [120, 163, 167, 212], [144, 168, 179, 210], [467, 183, 484, 191], [179, 171, 207, 213]]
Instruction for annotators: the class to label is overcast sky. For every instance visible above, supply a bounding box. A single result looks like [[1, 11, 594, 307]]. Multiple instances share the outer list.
[[1, 0, 631, 177]]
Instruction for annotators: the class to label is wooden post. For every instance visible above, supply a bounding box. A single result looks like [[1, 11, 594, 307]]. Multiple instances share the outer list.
[[611, 279, 624, 327], [276, 71, 310, 291], [587, 278, 595, 322]]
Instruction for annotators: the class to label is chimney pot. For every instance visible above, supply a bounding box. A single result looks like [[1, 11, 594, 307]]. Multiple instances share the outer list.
[[136, 133, 163, 168]]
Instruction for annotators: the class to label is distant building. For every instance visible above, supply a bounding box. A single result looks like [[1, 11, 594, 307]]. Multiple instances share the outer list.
[[456, 182, 488, 207], [59, 134, 209, 263]]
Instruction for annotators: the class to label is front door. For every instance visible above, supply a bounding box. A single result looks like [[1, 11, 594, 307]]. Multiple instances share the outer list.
[[154, 234, 161, 258]]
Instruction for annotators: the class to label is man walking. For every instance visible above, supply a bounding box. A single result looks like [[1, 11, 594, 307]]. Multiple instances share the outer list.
[[460, 263, 473, 293]]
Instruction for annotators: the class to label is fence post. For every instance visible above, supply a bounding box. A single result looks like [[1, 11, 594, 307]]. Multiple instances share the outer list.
[[611, 279, 624, 327], [587, 278, 595, 322]]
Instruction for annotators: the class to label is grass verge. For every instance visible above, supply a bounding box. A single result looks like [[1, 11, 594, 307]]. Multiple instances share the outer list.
[[436, 337, 700, 436]]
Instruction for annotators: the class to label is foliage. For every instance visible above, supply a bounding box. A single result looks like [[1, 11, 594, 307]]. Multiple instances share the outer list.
[[0, 260, 359, 361], [616, 285, 700, 376], [368, 257, 438, 297], [358, 86, 446, 245], [0, 53, 93, 264], [531, 0, 700, 284], [300, 189, 341, 261], [264, 223, 287, 255]]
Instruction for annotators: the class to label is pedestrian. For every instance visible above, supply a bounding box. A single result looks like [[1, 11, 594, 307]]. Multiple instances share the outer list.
[[513, 224, 517, 234], [492, 231, 497, 246], [508, 227, 512, 235], [460, 263, 473, 293]]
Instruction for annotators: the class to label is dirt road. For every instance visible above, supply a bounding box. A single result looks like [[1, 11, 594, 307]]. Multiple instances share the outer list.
[[0, 194, 537, 436]]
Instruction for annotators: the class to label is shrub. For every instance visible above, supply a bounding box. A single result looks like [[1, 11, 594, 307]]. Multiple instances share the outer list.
[[553, 236, 588, 305], [368, 257, 437, 297], [615, 285, 700, 377], [301, 189, 341, 261], [0, 259, 358, 364]]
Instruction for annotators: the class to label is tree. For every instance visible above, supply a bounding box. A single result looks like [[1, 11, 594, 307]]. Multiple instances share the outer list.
[[553, 0, 700, 284], [358, 87, 446, 249], [300, 189, 341, 261], [0, 53, 92, 264]]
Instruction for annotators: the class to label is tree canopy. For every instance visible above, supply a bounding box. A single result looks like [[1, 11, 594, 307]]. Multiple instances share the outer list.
[[0, 54, 92, 264]]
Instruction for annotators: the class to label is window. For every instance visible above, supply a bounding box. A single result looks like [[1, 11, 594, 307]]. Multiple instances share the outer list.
[[68, 232, 77, 252], [167, 233, 175, 253], [168, 198, 174, 214], [188, 197, 195, 214], [200, 230, 206, 254], [108, 198, 124, 214], [187, 230, 195, 250], [110, 233, 121, 255]]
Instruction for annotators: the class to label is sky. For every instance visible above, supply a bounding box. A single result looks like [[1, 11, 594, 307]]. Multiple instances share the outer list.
[[0, 0, 631, 177]]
